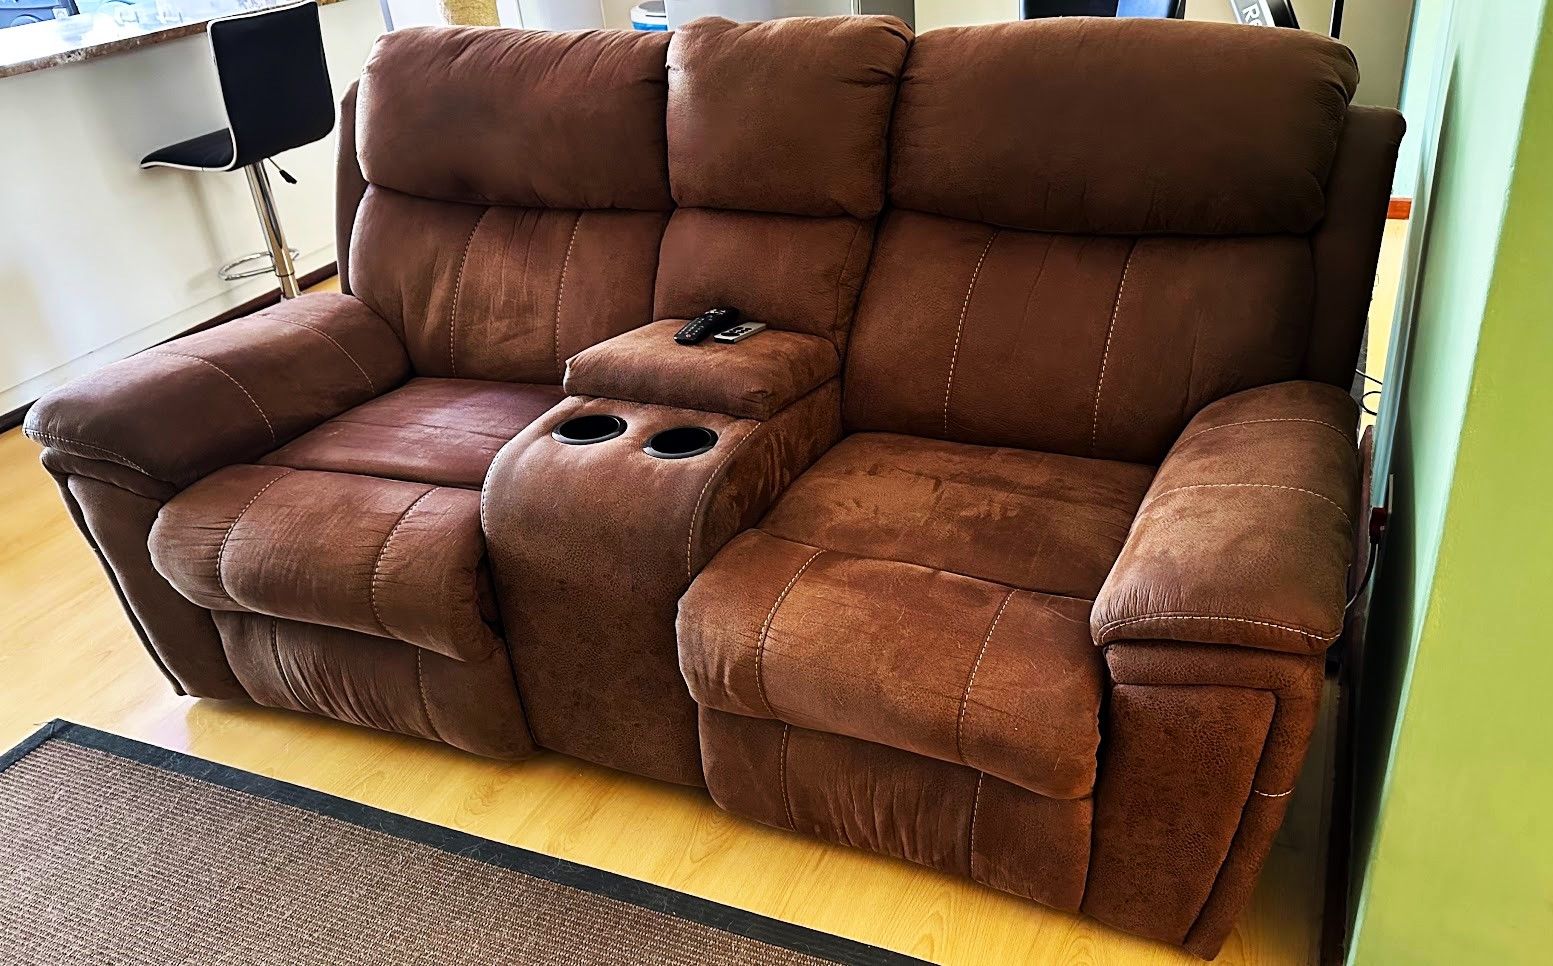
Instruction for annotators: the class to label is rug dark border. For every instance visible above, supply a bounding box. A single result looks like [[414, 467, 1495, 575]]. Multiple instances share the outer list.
[[2, 720, 927, 966]]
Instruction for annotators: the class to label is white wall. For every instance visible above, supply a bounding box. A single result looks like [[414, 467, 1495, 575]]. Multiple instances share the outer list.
[[0, 0, 385, 414]]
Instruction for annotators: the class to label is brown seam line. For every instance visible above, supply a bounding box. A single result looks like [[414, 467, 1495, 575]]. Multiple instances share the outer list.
[[1090, 241, 1137, 457], [1142, 481, 1352, 524], [268, 617, 306, 712], [829, 219, 866, 343], [215, 469, 293, 606], [152, 351, 276, 444], [753, 533, 1095, 607], [968, 771, 986, 881], [753, 549, 825, 718], [447, 208, 490, 377], [368, 487, 438, 639], [552, 212, 583, 378], [778, 723, 796, 831], [261, 317, 377, 393], [955, 589, 1016, 765], [23, 431, 153, 477], [684, 423, 760, 580], [943, 229, 1000, 437]]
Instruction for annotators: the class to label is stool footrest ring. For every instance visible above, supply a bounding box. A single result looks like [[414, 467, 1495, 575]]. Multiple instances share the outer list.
[[219, 248, 301, 282]]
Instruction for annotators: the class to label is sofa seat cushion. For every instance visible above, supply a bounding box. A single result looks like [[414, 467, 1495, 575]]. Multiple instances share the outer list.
[[150, 465, 500, 662], [681, 530, 1104, 800], [260, 377, 564, 489], [760, 432, 1155, 599]]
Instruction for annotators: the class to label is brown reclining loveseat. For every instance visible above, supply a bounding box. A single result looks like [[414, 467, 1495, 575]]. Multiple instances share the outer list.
[[25, 15, 1401, 958]]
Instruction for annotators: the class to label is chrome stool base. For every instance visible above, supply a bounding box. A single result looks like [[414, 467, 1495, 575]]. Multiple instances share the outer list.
[[231, 162, 301, 299]]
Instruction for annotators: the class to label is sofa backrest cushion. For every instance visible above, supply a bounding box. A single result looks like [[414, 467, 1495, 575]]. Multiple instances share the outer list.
[[653, 16, 911, 348], [845, 18, 1397, 463], [347, 27, 672, 382], [357, 26, 671, 210], [665, 15, 910, 219], [888, 18, 1357, 235]]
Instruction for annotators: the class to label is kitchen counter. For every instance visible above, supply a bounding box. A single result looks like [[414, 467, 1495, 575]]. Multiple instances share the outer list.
[[0, 0, 348, 79]]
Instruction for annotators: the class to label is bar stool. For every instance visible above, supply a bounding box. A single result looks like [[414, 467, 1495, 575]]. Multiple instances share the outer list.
[[141, 1, 335, 299]]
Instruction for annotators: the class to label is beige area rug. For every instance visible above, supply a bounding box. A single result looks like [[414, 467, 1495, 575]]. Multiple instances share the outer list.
[[0, 721, 925, 965]]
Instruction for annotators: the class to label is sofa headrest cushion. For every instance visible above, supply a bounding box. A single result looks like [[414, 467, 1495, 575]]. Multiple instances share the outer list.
[[357, 26, 672, 210], [890, 19, 1359, 235], [667, 15, 912, 219]]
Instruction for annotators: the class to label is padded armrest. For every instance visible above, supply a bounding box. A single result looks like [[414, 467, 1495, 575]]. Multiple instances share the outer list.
[[24, 293, 409, 488], [563, 320, 839, 420], [1091, 381, 1361, 656]]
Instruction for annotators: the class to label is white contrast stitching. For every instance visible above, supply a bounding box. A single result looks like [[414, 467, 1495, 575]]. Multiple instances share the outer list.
[[447, 208, 491, 377], [153, 351, 275, 444], [753, 549, 825, 717], [1091, 243, 1136, 456], [968, 771, 986, 880], [415, 649, 437, 740], [955, 590, 1015, 764], [1096, 612, 1342, 645], [552, 213, 583, 377], [1146, 481, 1351, 523], [216, 469, 293, 603], [262, 316, 377, 393], [685, 425, 759, 580], [943, 230, 999, 437], [368, 487, 437, 637], [1253, 787, 1295, 798], [1175, 417, 1351, 450], [779, 723, 796, 830]]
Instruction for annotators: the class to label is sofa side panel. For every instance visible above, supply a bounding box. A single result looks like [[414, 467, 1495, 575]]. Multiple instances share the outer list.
[[56, 470, 242, 699]]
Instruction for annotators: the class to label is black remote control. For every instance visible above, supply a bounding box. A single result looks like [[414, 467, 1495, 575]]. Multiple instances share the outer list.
[[674, 308, 741, 345]]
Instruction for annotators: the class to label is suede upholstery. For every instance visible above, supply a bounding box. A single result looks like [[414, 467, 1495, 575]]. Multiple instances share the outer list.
[[1092, 381, 1362, 655], [564, 320, 839, 420], [262, 378, 564, 488], [485, 16, 911, 784], [24, 25, 683, 760], [889, 18, 1357, 235], [26, 17, 1402, 960], [683, 16, 1396, 961], [484, 383, 844, 784]]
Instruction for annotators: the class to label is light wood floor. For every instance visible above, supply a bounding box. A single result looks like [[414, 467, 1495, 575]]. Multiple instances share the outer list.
[[0, 253, 1401, 964]]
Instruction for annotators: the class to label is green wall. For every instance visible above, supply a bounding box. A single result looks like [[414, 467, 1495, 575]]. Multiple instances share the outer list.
[[1351, 1, 1553, 962]]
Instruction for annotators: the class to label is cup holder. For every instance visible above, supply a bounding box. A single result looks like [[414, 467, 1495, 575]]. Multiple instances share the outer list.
[[643, 426, 719, 460], [552, 414, 627, 445]]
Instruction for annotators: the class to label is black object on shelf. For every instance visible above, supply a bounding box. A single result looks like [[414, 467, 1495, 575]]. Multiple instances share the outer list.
[[1228, 0, 1301, 28], [1021, 1, 1186, 18]]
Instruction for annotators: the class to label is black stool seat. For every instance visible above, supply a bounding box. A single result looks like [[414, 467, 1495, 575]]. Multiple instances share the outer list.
[[139, 1, 333, 173], [137, 1, 332, 300], [141, 130, 236, 171]]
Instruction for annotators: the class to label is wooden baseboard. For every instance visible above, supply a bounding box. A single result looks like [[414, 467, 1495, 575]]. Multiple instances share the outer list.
[[1388, 197, 1412, 220], [1, 262, 338, 435]]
